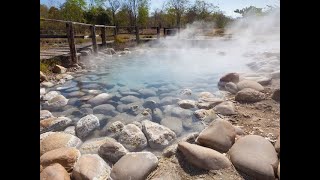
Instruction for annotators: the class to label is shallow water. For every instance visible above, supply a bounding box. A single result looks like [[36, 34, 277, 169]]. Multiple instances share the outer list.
[[41, 42, 279, 152]]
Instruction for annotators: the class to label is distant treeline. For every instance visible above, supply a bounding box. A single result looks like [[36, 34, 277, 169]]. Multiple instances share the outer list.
[[40, 0, 279, 33]]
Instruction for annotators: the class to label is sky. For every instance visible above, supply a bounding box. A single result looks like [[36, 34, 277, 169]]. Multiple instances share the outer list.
[[40, 0, 280, 18]]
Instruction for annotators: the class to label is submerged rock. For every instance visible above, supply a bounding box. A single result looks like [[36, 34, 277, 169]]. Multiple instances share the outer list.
[[88, 93, 113, 106], [44, 95, 68, 110], [178, 100, 196, 109], [160, 117, 183, 136]]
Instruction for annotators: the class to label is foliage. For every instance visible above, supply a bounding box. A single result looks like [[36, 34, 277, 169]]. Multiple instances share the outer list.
[[60, 0, 87, 22], [234, 6, 263, 17]]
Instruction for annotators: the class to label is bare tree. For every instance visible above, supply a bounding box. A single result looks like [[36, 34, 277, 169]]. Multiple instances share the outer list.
[[167, 0, 189, 28], [96, 0, 121, 26]]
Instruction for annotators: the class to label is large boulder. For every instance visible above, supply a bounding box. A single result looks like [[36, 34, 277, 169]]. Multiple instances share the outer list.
[[40, 147, 81, 172], [225, 82, 238, 94], [218, 73, 240, 86], [87, 93, 113, 106], [40, 132, 82, 156], [118, 124, 148, 151], [229, 135, 279, 180], [235, 88, 265, 103], [98, 138, 128, 164], [44, 95, 68, 110], [40, 163, 70, 180], [160, 117, 183, 136], [214, 101, 236, 115], [237, 80, 264, 91], [92, 104, 117, 116], [110, 152, 159, 180], [178, 142, 231, 170], [40, 110, 54, 120], [142, 120, 176, 149], [75, 114, 100, 139], [196, 119, 236, 153], [42, 91, 60, 101], [72, 154, 111, 180]]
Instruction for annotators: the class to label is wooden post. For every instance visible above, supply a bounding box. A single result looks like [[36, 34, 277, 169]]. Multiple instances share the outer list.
[[135, 26, 140, 43], [90, 25, 98, 54], [113, 27, 117, 40], [157, 27, 160, 39], [66, 22, 78, 64], [163, 28, 166, 38], [101, 27, 106, 46], [177, 27, 180, 39]]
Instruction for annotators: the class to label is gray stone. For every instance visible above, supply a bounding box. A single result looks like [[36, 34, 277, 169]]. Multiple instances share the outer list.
[[75, 114, 100, 139], [193, 109, 217, 123], [120, 95, 142, 104], [237, 80, 264, 91], [104, 121, 125, 138], [272, 89, 280, 102], [79, 137, 113, 154], [72, 154, 111, 180], [142, 120, 176, 149], [118, 124, 148, 151], [178, 100, 196, 109], [138, 89, 157, 97], [66, 91, 86, 98], [179, 89, 192, 96], [98, 138, 128, 164], [229, 135, 279, 180], [235, 88, 265, 103], [198, 92, 215, 99], [41, 81, 54, 88], [178, 142, 231, 170], [88, 93, 113, 106], [219, 73, 240, 86], [214, 101, 236, 115], [92, 104, 117, 116], [53, 65, 67, 74], [42, 91, 60, 101], [64, 126, 76, 135], [196, 119, 236, 153], [160, 117, 183, 136], [44, 95, 69, 110], [40, 117, 72, 133], [40, 110, 54, 120], [110, 152, 158, 180], [160, 96, 179, 106], [152, 108, 163, 122], [225, 82, 238, 94], [275, 135, 280, 154]]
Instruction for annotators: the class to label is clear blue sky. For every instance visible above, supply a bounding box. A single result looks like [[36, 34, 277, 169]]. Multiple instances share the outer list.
[[40, 0, 279, 17]]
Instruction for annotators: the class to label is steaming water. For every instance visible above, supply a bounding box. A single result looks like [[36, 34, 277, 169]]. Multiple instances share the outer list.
[[41, 10, 280, 153]]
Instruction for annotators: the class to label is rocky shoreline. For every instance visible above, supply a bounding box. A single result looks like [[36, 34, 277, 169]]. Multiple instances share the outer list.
[[40, 49, 280, 180]]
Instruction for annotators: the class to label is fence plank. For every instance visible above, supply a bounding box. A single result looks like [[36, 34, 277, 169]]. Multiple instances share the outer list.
[[90, 25, 98, 54], [66, 22, 78, 64]]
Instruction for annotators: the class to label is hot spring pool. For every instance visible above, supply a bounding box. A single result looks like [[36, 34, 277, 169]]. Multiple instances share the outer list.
[[40, 46, 279, 153]]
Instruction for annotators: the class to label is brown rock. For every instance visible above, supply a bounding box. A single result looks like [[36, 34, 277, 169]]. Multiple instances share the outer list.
[[235, 88, 265, 103], [275, 135, 280, 154], [40, 163, 70, 180], [219, 73, 240, 84], [40, 147, 81, 172], [178, 142, 231, 170], [40, 71, 48, 82], [196, 119, 236, 153], [98, 139, 128, 164], [237, 80, 264, 91], [53, 65, 67, 74], [272, 89, 280, 102]]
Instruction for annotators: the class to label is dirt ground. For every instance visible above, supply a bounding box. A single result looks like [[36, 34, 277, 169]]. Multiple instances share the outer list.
[[147, 79, 280, 180]]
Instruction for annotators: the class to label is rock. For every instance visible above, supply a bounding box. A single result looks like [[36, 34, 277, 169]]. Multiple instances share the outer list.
[[131, 121, 142, 130], [87, 89, 102, 95], [64, 126, 76, 135], [41, 81, 55, 88], [88, 93, 113, 106], [44, 95, 68, 110], [92, 104, 117, 116], [198, 92, 215, 99], [193, 109, 217, 123], [110, 152, 158, 180], [75, 114, 100, 139], [40, 117, 72, 133], [234, 126, 245, 136], [219, 73, 240, 86], [40, 110, 54, 120], [160, 96, 179, 106], [277, 162, 280, 179], [40, 147, 80, 172], [160, 117, 183, 136], [271, 70, 280, 79], [66, 91, 85, 98], [178, 142, 231, 170], [235, 88, 265, 103], [120, 95, 142, 104], [118, 124, 148, 151], [142, 120, 176, 149], [196, 119, 236, 153], [275, 135, 280, 154], [42, 91, 60, 101], [163, 105, 193, 119], [237, 80, 264, 91], [40, 163, 70, 180], [214, 101, 236, 115], [178, 100, 196, 109], [138, 89, 157, 97], [40, 132, 82, 156], [79, 137, 113, 154], [162, 144, 178, 157], [225, 82, 238, 94], [72, 154, 111, 180], [229, 135, 279, 180], [105, 121, 125, 138], [197, 97, 224, 108], [40, 71, 48, 82], [272, 89, 280, 102], [257, 77, 272, 86], [143, 97, 160, 109], [98, 138, 128, 164], [152, 108, 163, 122], [40, 132, 56, 143], [40, 88, 46, 95], [53, 65, 67, 74], [56, 73, 74, 80], [179, 89, 192, 96]]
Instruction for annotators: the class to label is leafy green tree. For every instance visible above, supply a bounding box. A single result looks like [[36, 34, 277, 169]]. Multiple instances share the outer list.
[[234, 6, 263, 17], [95, 0, 121, 26], [60, 0, 87, 22], [167, 0, 189, 28], [137, 1, 149, 27], [40, 4, 49, 18]]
